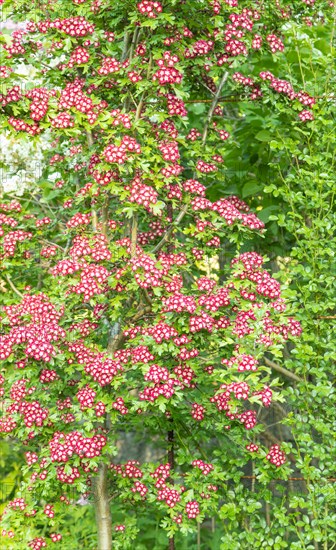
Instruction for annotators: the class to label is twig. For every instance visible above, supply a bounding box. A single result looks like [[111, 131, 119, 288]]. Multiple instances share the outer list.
[[318, 315, 336, 319], [184, 94, 245, 104], [151, 204, 189, 254], [202, 71, 229, 145], [106, 296, 135, 354], [134, 55, 152, 121], [200, 81, 216, 96], [63, 236, 71, 259], [91, 204, 98, 232], [241, 476, 336, 483], [264, 358, 303, 383], [121, 31, 131, 62], [5, 275, 24, 298], [130, 213, 138, 257], [135, 92, 145, 120], [197, 522, 201, 550], [130, 306, 152, 322], [142, 288, 152, 306], [86, 130, 94, 148], [129, 27, 141, 61], [39, 239, 64, 251], [101, 197, 109, 237], [86, 130, 98, 232]]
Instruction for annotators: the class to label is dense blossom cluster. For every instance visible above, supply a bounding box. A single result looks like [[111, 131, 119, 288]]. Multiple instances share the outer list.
[[104, 136, 141, 164], [185, 500, 200, 519], [266, 444, 287, 467], [0, 294, 65, 363], [58, 79, 102, 123], [35, 17, 95, 37], [52, 259, 110, 301], [49, 431, 107, 462], [213, 197, 265, 229], [1, 230, 32, 256], [111, 460, 143, 479], [67, 46, 90, 67], [191, 403, 205, 421], [7, 117, 41, 135], [163, 293, 197, 313], [0, 85, 22, 107], [266, 34, 285, 53], [126, 177, 158, 208], [223, 354, 258, 372], [68, 340, 122, 386], [166, 93, 187, 116], [98, 57, 121, 75], [137, 1, 162, 18]]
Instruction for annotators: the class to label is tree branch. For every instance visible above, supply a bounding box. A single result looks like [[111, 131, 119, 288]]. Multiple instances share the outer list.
[[39, 239, 64, 251], [130, 212, 138, 257], [318, 315, 336, 319], [128, 26, 141, 61], [151, 204, 189, 254], [202, 71, 229, 145], [121, 31, 131, 62], [101, 196, 109, 238], [4, 275, 24, 298], [86, 130, 98, 232], [264, 358, 303, 383]]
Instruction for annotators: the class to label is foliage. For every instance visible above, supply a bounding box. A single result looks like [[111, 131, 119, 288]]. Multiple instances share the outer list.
[[0, 0, 335, 549]]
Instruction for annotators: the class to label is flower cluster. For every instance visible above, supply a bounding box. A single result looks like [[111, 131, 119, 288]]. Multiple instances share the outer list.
[[126, 177, 158, 208], [260, 70, 315, 120], [36, 17, 95, 37], [112, 397, 128, 415], [137, 1, 162, 18], [191, 403, 205, 421], [58, 79, 100, 123], [158, 140, 180, 163], [111, 460, 143, 478], [68, 340, 122, 386], [153, 53, 183, 86], [164, 93, 187, 117], [0, 85, 22, 107], [110, 109, 132, 129], [49, 431, 106, 462], [185, 500, 200, 519], [98, 57, 121, 75], [104, 135, 141, 164], [67, 46, 90, 67], [76, 385, 96, 410], [266, 34, 285, 53], [0, 293, 65, 363], [185, 40, 214, 58], [192, 460, 214, 475], [7, 117, 41, 135], [1, 230, 32, 256], [266, 444, 286, 467]]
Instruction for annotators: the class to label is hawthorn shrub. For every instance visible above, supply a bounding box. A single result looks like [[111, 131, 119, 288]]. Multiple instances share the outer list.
[[0, 0, 333, 548], [203, 15, 336, 549]]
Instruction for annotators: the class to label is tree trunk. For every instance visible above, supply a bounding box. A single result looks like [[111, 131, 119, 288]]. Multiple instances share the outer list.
[[95, 463, 112, 550], [168, 426, 175, 550]]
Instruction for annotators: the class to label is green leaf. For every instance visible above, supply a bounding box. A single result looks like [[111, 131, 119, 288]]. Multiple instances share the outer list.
[[258, 205, 279, 222], [255, 130, 272, 142], [242, 181, 261, 198]]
